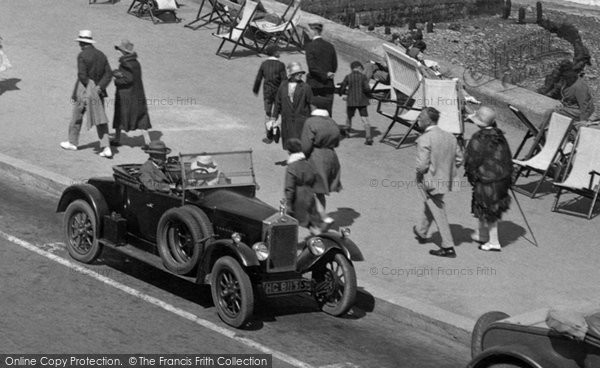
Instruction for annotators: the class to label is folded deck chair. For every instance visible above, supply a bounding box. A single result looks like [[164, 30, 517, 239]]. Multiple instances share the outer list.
[[251, 0, 303, 52], [509, 104, 544, 160], [213, 0, 260, 59], [185, 0, 243, 30], [128, 0, 180, 24], [512, 112, 573, 198], [552, 127, 600, 219]]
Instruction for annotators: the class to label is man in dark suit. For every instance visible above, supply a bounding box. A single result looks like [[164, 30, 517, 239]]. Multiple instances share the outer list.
[[60, 30, 113, 158], [305, 23, 337, 117], [139, 140, 177, 193], [413, 107, 463, 258]]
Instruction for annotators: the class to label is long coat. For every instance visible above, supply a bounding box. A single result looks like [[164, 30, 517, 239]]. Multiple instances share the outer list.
[[305, 37, 337, 95], [272, 79, 313, 148], [285, 157, 321, 227], [300, 113, 342, 194], [113, 53, 151, 131]]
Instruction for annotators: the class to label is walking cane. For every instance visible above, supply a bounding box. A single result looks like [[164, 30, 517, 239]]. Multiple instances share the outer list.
[[510, 188, 539, 247]]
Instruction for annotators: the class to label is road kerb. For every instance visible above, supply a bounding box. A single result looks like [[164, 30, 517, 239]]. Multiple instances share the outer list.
[[0, 152, 472, 347]]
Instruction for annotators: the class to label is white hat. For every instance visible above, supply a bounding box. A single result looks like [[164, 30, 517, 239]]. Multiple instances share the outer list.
[[191, 155, 218, 173], [75, 30, 96, 44]]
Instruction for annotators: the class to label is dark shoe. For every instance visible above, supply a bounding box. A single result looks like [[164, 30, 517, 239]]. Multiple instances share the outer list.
[[412, 226, 429, 244], [429, 247, 457, 258], [262, 137, 273, 144], [365, 138, 373, 145], [109, 140, 122, 147]]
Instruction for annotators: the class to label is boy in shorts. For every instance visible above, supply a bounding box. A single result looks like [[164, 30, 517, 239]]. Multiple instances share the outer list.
[[338, 61, 373, 145]]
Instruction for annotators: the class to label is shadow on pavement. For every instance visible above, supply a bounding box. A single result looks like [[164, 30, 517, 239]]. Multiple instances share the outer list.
[[0, 77, 20, 96], [449, 223, 476, 246], [498, 221, 526, 247], [328, 207, 360, 230]]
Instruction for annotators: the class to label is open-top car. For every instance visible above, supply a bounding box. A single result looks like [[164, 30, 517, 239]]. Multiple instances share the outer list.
[[57, 150, 363, 328], [469, 307, 600, 368]]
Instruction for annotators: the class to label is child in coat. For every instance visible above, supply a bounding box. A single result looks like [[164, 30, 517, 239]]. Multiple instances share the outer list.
[[338, 61, 373, 145], [253, 45, 287, 143]]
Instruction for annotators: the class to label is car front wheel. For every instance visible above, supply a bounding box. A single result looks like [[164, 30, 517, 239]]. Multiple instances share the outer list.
[[64, 199, 103, 263], [211, 256, 254, 328], [312, 252, 357, 316]]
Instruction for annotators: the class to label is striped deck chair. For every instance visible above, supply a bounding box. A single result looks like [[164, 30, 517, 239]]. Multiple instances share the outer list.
[[512, 112, 573, 198], [128, 0, 180, 24], [185, 0, 243, 30], [552, 127, 600, 219], [213, 0, 260, 59], [251, 0, 303, 52]]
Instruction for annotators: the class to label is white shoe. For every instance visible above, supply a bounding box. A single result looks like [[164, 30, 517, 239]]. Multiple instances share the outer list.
[[60, 141, 77, 151], [479, 242, 501, 252], [99, 147, 113, 158]]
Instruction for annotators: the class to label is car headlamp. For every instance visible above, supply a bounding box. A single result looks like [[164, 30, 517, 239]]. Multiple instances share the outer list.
[[307, 237, 325, 256], [341, 227, 351, 238], [252, 242, 269, 261], [231, 232, 242, 243]]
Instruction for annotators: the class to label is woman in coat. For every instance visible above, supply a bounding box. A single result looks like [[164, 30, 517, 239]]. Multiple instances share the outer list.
[[300, 96, 342, 226], [272, 62, 313, 149], [112, 39, 151, 147], [464, 106, 513, 252]]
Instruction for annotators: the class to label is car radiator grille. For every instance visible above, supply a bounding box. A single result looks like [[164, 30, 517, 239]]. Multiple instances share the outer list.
[[267, 224, 298, 273]]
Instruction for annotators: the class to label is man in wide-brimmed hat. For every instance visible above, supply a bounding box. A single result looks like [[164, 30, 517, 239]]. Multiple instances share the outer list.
[[111, 39, 152, 148], [60, 30, 113, 158], [139, 140, 176, 192]]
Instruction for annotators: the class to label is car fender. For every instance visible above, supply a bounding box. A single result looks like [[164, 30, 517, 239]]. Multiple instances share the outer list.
[[468, 345, 549, 368], [197, 239, 260, 284], [296, 233, 363, 273], [56, 184, 109, 236]]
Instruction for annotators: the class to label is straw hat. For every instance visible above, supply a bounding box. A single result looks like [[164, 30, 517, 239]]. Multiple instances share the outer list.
[[191, 155, 218, 173], [75, 30, 96, 44]]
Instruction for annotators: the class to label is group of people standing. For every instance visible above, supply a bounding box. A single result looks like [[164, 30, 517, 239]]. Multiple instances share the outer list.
[[60, 30, 151, 158]]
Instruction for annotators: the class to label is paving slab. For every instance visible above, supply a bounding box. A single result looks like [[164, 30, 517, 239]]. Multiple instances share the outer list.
[[1, 0, 599, 348]]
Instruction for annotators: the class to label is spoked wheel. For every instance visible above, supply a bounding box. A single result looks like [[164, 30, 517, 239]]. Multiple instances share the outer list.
[[312, 253, 357, 316], [157, 208, 203, 275], [63, 200, 103, 263], [211, 256, 254, 328]]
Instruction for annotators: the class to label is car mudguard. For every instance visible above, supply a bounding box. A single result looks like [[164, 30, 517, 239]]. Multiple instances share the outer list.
[[196, 239, 260, 284], [296, 233, 363, 273], [56, 184, 110, 236], [468, 345, 549, 368]]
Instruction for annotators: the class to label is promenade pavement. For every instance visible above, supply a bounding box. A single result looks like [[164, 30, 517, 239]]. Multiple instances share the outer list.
[[1, 0, 599, 345]]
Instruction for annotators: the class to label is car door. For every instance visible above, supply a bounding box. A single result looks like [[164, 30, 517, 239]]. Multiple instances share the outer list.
[[124, 186, 181, 243]]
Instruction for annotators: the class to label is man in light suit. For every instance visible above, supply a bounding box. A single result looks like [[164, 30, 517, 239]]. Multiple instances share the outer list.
[[413, 107, 463, 258]]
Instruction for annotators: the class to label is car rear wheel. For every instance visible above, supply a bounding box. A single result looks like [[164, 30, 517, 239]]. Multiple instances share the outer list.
[[312, 252, 357, 316], [64, 199, 103, 263], [157, 208, 203, 275], [471, 311, 510, 358], [211, 256, 254, 328]]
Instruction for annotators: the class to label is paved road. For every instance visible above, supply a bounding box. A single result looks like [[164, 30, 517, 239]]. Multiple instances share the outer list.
[[0, 176, 470, 367]]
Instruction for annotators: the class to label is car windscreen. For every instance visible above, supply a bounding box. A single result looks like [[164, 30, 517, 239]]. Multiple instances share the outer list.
[[179, 151, 255, 190]]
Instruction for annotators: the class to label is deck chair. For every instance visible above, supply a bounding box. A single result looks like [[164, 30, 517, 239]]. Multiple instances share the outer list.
[[250, 0, 303, 52], [552, 127, 600, 219], [128, 0, 180, 24], [185, 0, 243, 30], [213, 0, 260, 59], [509, 104, 544, 160], [512, 112, 574, 198]]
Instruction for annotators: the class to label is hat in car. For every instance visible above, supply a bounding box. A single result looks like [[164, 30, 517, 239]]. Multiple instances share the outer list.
[[115, 39, 134, 53], [191, 155, 218, 173], [143, 140, 172, 155], [75, 30, 96, 44], [286, 62, 305, 78]]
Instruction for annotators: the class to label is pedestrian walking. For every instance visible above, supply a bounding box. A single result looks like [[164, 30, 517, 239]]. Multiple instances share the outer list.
[[465, 106, 513, 251], [271, 62, 313, 150], [413, 107, 463, 258], [338, 60, 373, 145], [301, 96, 342, 227], [60, 30, 113, 158], [284, 138, 323, 234], [252, 45, 286, 143], [111, 39, 151, 148], [305, 22, 337, 117]]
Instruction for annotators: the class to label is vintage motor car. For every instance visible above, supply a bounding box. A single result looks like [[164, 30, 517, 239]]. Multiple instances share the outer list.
[[468, 307, 600, 368], [56, 150, 363, 328]]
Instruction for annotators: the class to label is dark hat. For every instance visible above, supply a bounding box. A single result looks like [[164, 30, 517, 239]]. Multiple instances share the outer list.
[[143, 140, 172, 155], [350, 61, 363, 70], [308, 23, 323, 32], [286, 138, 303, 153], [311, 96, 330, 110], [115, 39, 134, 53]]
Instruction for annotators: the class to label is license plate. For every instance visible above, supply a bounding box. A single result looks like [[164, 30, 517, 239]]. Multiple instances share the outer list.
[[263, 279, 312, 296]]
